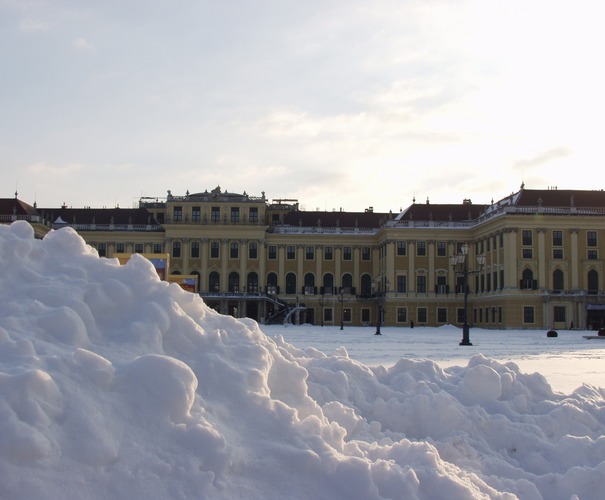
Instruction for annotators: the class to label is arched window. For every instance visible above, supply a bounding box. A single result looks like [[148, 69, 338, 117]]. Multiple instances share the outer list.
[[588, 269, 599, 294], [360, 273, 373, 297], [209, 271, 220, 292], [323, 273, 334, 295], [520, 268, 535, 290], [553, 269, 564, 292], [304, 273, 315, 295], [341, 273, 353, 294], [247, 272, 259, 293], [266, 272, 278, 294], [286, 273, 297, 294], [229, 271, 240, 293]]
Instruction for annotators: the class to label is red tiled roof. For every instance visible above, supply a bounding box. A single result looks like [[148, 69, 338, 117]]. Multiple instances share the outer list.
[[0, 198, 37, 216], [514, 189, 605, 208], [38, 207, 158, 225], [397, 203, 487, 222], [283, 210, 391, 228]]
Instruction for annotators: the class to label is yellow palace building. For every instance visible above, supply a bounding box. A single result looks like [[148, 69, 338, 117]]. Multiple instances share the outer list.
[[3, 185, 605, 330]]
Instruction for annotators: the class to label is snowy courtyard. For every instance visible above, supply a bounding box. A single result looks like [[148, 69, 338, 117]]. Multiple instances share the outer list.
[[1, 221, 604, 499]]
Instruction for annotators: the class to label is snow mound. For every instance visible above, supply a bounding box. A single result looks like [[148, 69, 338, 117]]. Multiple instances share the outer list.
[[1, 221, 604, 499]]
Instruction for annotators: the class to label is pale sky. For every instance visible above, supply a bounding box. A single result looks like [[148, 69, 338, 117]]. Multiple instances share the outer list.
[[2, 0, 604, 212]]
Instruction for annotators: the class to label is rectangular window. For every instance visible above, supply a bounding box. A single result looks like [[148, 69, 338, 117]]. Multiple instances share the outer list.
[[211, 207, 220, 223], [116, 243, 125, 253], [523, 306, 535, 324], [457, 308, 465, 323], [588, 249, 598, 260], [553, 248, 563, 259], [552, 230, 563, 246], [437, 307, 447, 323], [361, 246, 371, 261], [249, 207, 259, 223], [268, 245, 277, 260], [210, 242, 219, 259], [416, 275, 426, 293], [173, 206, 183, 222], [172, 241, 181, 258], [191, 241, 200, 258], [230, 242, 239, 259], [192, 206, 201, 222], [343, 308, 352, 322], [523, 248, 533, 259], [522, 230, 533, 246], [436, 241, 446, 257], [397, 241, 406, 256], [343, 247, 352, 260], [417, 241, 426, 256], [396, 275, 407, 293], [397, 307, 407, 323], [417, 307, 427, 323], [230, 207, 240, 223], [554, 306, 566, 323], [97, 243, 107, 257], [587, 231, 598, 247], [249, 242, 258, 259], [287, 246, 296, 259], [324, 308, 333, 322], [134, 243, 144, 253], [155, 212, 164, 224], [153, 243, 163, 254], [305, 246, 314, 260], [324, 246, 333, 260], [436, 275, 447, 294], [361, 308, 371, 324]]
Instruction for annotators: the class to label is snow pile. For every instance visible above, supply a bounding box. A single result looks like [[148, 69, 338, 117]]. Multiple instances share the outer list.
[[1, 221, 605, 500]]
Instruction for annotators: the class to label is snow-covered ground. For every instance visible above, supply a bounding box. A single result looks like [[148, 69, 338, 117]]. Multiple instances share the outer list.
[[261, 324, 605, 395], [1, 221, 604, 499]]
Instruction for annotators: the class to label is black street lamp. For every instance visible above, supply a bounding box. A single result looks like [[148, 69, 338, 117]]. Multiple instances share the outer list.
[[318, 294, 325, 327], [373, 274, 390, 335], [450, 243, 485, 346], [338, 288, 346, 330]]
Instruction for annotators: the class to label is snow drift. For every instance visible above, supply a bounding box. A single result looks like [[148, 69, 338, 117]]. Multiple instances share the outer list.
[[1, 221, 604, 499]]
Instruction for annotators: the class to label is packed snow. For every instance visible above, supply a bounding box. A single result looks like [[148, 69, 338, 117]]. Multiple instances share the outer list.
[[1, 220, 604, 500]]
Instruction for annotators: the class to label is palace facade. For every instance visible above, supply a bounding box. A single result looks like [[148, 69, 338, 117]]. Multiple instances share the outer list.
[[3, 185, 605, 330]]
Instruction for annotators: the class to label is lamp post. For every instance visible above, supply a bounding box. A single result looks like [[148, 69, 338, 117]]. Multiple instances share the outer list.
[[450, 243, 485, 346], [374, 274, 390, 335], [319, 294, 325, 327], [338, 288, 346, 330]]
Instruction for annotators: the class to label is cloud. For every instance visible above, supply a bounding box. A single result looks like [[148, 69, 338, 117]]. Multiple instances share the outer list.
[[26, 162, 84, 176], [73, 37, 95, 52], [513, 148, 572, 170], [18, 17, 50, 33]]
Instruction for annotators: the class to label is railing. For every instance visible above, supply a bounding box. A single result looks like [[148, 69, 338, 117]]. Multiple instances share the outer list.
[[387, 205, 605, 230], [0, 214, 42, 223], [50, 223, 164, 232], [269, 226, 378, 235]]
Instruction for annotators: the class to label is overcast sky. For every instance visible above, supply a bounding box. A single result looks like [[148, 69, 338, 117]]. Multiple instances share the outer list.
[[2, 0, 604, 212]]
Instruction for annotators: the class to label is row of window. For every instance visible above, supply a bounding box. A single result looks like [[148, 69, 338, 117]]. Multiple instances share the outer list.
[[521, 229, 599, 247], [522, 247, 599, 259], [313, 305, 505, 325], [520, 268, 601, 292], [170, 206, 260, 224], [311, 304, 567, 326], [96, 242, 164, 257]]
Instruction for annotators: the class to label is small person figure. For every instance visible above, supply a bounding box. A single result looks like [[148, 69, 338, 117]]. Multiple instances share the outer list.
[[410, 320, 414, 329]]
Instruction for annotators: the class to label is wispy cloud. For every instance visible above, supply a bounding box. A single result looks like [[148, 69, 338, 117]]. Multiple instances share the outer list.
[[73, 37, 95, 52]]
